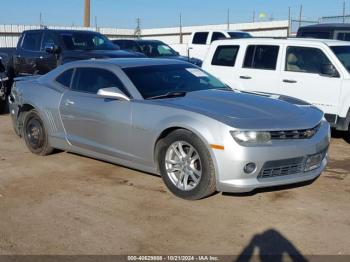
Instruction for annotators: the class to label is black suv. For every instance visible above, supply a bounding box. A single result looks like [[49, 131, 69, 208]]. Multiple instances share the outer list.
[[112, 39, 202, 66], [7, 29, 144, 77], [297, 23, 350, 40]]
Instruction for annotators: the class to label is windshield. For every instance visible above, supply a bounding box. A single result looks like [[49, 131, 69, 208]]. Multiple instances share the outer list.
[[60, 32, 117, 51], [138, 42, 178, 57], [123, 64, 227, 99], [331, 46, 350, 72], [228, 32, 252, 39]]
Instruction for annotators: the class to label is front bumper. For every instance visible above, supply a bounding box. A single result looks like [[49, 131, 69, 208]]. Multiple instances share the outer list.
[[215, 120, 330, 193]]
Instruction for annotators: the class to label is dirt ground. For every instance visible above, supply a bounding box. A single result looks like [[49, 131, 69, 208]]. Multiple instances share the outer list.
[[0, 114, 349, 256]]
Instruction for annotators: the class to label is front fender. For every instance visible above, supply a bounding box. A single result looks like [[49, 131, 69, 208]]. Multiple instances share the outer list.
[[149, 112, 229, 186]]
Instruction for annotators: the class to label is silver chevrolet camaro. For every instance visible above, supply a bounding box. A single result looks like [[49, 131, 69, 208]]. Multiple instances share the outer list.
[[9, 58, 330, 200]]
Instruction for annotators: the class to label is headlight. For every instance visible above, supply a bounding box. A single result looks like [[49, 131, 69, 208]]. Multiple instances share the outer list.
[[231, 131, 271, 145]]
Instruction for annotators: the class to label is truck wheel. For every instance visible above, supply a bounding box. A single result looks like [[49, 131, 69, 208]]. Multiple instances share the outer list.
[[157, 129, 216, 200], [22, 109, 54, 156]]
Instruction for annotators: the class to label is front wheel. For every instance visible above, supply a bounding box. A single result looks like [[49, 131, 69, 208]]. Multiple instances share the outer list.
[[157, 129, 216, 200], [22, 110, 54, 156]]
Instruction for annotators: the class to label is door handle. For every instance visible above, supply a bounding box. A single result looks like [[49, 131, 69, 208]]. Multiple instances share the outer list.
[[240, 76, 252, 80], [65, 99, 75, 106], [283, 79, 297, 83]]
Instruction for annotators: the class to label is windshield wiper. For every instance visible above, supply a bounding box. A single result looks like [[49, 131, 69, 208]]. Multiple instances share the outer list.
[[147, 91, 187, 100]]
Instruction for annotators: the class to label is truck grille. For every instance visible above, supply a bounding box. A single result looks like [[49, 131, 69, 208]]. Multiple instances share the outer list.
[[270, 123, 321, 140], [258, 157, 305, 179]]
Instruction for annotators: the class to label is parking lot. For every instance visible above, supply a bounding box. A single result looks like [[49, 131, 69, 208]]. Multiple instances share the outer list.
[[0, 113, 349, 256]]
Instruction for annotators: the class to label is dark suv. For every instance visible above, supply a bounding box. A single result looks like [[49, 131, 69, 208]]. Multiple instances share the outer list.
[[297, 23, 350, 40], [7, 29, 144, 77], [112, 39, 202, 66]]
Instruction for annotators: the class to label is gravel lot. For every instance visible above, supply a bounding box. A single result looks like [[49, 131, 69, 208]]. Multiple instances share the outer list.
[[0, 114, 349, 256]]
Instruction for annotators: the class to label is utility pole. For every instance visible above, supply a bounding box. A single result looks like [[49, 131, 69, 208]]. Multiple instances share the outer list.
[[288, 7, 291, 37], [84, 0, 90, 27], [253, 11, 255, 23], [39, 12, 43, 28], [179, 13, 183, 44], [298, 5, 303, 29], [95, 16, 98, 31], [343, 0, 346, 23], [135, 18, 141, 39], [227, 9, 230, 30]]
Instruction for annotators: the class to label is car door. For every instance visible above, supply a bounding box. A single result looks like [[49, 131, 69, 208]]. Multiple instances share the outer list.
[[38, 31, 60, 74], [234, 44, 282, 94], [204, 44, 241, 88], [59, 67, 133, 160], [188, 32, 210, 60], [14, 31, 44, 75], [280, 45, 342, 115]]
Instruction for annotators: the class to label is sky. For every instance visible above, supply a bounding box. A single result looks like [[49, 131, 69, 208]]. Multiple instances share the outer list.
[[0, 0, 348, 29]]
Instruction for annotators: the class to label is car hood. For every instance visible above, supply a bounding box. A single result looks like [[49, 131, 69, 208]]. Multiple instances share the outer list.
[[154, 89, 323, 130]]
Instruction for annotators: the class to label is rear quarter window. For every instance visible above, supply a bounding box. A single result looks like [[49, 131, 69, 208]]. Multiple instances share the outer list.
[[55, 69, 73, 88], [211, 45, 240, 67], [298, 31, 332, 39], [192, 32, 209, 45]]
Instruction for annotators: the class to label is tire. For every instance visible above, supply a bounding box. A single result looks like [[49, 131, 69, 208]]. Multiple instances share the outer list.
[[22, 109, 54, 156], [157, 129, 216, 200]]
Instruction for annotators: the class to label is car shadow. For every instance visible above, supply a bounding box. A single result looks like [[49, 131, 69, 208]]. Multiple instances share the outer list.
[[0, 101, 9, 114], [222, 178, 318, 198], [235, 229, 307, 262], [331, 129, 350, 143]]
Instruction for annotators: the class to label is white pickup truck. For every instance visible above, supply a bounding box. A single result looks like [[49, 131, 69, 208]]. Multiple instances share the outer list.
[[202, 37, 350, 134], [171, 30, 251, 61]]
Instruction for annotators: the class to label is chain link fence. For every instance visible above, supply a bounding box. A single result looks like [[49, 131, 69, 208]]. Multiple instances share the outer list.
[[289, 14, 350, 36], [289, 19, 319, 36], [319, 15, 350, 24]]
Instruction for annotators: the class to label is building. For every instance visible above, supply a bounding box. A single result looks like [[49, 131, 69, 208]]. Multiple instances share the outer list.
[[0, 20, 289, 48]]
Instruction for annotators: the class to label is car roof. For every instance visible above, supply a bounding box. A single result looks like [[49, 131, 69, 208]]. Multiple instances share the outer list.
[[65, 58, 189, 69], [113, 39, 163, 44], [23, 29, 102, 34], [226, 31, 250, 33], [299, 23, 350, 30], [212, 37, 350, 47], [134, 39, 163, 43]]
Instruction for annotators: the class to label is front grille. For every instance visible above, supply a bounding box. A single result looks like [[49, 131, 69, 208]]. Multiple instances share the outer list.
[[270, 123, 321, 140], [258, 157, 305, 179]]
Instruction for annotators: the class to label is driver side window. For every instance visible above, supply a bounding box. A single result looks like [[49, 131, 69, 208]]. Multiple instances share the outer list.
[[41, 32, 59, 50], [285, 46, 335, 75], [72, 68, 130, 97]]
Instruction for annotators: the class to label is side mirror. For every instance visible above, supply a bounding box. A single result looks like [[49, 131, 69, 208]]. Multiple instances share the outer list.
[[45, 43, 60, 54], [321, 63, 339, 77], [175, 51, 180, 56], [97, 87, 130, 101]]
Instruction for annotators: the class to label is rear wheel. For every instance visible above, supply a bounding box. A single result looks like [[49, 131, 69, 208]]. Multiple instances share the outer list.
[[157, 129, 216, 200], [22, 110, 53, 156]]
